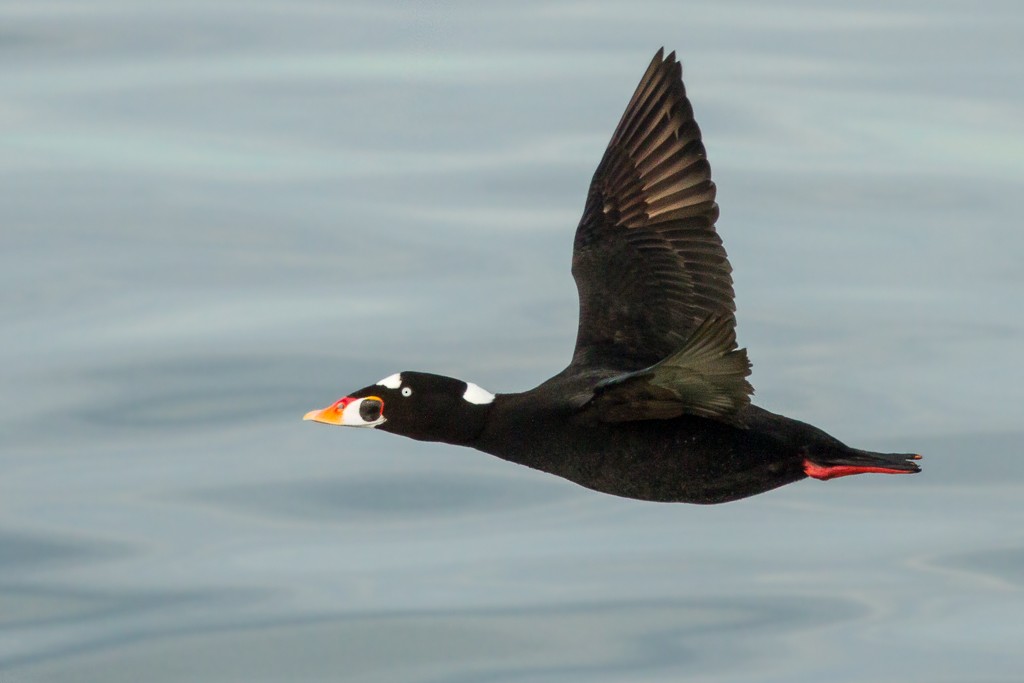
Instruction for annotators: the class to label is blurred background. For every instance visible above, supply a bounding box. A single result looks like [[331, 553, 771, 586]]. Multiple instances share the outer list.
[[2, 1, 1023, 681]]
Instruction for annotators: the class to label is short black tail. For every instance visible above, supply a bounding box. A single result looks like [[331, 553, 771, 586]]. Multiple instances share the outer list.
[[804, 448, 922, 481]]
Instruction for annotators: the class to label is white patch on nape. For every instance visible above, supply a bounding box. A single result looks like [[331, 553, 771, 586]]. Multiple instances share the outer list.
[[462, 382, 495, 405], [376, 373, 402, 390]]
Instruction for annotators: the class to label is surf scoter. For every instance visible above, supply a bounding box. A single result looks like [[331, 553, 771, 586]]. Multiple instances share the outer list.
[[304, 49, 921, 504]]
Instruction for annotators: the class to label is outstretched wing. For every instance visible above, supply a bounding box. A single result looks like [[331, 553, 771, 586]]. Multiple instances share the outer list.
[[570, 49, 738, 372]]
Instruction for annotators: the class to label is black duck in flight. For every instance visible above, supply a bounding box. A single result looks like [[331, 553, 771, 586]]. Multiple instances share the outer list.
[[304, 49, 921, 504]]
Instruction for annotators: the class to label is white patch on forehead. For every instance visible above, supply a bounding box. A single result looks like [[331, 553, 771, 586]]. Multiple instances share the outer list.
[[376, 373, 402, 389], [462, 382, 495, 405]]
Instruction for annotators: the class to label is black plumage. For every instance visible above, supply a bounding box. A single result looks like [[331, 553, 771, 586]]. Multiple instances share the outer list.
[[305, 49, 920, 504], [572, 50, 731, 370]]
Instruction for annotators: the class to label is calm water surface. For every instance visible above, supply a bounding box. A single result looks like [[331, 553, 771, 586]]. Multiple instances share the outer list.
[[2, 2, 1023, 681]]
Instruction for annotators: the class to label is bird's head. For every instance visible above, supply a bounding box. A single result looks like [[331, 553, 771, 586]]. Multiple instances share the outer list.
[[304, 371, 495, 445]]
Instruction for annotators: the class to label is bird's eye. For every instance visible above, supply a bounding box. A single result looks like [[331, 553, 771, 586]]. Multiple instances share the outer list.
[[401, 387, 413, 397]]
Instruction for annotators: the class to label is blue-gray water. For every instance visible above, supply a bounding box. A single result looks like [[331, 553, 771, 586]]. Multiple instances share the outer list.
[[2, 2, 1023, 681]]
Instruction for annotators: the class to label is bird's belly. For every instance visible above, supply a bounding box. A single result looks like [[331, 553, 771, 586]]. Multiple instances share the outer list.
[[479, 416, 806, 504]]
